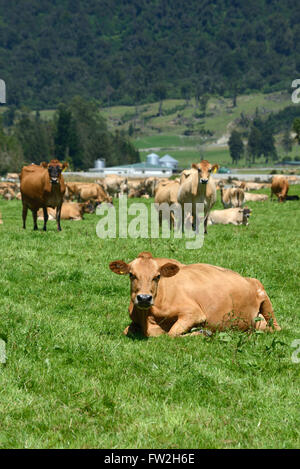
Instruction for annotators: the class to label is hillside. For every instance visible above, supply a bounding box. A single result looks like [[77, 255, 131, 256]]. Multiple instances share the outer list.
[[98, 91, 300, 167], [1, 0, 300, 107]]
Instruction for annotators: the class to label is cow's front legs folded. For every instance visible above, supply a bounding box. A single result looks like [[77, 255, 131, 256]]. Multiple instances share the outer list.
[[168, 313, 206, 337]]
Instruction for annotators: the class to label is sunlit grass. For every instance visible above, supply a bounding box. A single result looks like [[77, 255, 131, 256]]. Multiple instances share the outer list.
[[0, 189, 299, 448]]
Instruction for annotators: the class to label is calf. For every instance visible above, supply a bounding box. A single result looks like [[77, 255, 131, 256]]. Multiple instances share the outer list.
[[109, 252, 280, 337]]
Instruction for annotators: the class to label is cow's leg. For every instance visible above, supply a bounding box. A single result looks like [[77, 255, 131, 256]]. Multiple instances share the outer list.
[[43, 207, 48, 231], [168, 313, 206, 337], [32, 209, 38, 231], [204, 216, 208, 234], [123, 322, 142, 337], [22, 204, 28, 229], [56, 203, 62, 231], [257, 296, 281, 331]]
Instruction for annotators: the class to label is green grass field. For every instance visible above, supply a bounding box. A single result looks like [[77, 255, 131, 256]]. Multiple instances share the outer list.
[[0, 189, 299, 449]]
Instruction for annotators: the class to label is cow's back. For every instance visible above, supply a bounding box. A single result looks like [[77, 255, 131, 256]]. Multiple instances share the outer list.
[[20, 165, 49, 201], [155, 263, 261, 329]]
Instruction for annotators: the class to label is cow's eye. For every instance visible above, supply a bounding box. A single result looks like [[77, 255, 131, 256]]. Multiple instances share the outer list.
[[129, 273, 136, 280], [154, 275, 161, 281], [208, 168, 212, 173]]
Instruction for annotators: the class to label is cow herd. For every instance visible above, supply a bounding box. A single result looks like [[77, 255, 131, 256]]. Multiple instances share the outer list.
[[0, 159, 298, 337], [0, 160, 298, 232]]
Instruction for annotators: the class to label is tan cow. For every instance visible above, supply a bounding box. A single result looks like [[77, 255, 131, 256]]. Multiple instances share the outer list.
[[109, 251, 281, 337], [37, 201, 94, 221], [154, 179, 180, 227], [271, 176, 289, 202], [78, 183, 112, 204], [104, 175, 127, 198], [177, 160, 219, 234], [6, 173, 20, 180], [219, 182, 245, 208], [244, 193, 268, 202], [20, 159, 68, 231], [208, 207, 252, 226]]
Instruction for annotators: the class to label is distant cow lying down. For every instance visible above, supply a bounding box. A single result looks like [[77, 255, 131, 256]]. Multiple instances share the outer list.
[[109, 251, 281, 337], [208, 207, 252, 226], [244, 193, 268, 202], [37, 202, 94, 221]]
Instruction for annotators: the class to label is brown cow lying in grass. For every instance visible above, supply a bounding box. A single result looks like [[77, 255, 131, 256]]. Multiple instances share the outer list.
[[208, 207, 252, 226], [109, 252, 281, 337], [244, 193, 268, 202], [37, 201, 94, 221]]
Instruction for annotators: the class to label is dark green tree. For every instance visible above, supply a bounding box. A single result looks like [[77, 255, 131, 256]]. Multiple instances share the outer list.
[[247, 126, 262, 164], [280, 128, 293, 154], [228, 130, 244, 164]]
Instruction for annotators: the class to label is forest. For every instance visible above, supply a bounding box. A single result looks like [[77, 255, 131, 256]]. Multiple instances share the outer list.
[[0, 97, 140, 174], [0, 0, 300, 108]]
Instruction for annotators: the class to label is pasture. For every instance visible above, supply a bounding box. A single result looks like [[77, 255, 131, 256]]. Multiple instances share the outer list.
[[0, 188, 299, 449]]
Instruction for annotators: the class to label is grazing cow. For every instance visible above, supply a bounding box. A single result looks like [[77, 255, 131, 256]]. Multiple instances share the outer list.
[[20, 159, 68, 231], [208, 207, 252, 226], [177, 160, 219, 234], [271, 176, 289, 203], [143, 177, 160, 197], [77, 183, 112, 204], [104, 175, 127, 198], [109, 251, 281, 337], [244, 193, 268, 202], [154, 179, 180, 227], [66, 182, 112, 204], [37, 201, 94, 221], [0, 210, 2, 224], [219, 182, 245, 208]]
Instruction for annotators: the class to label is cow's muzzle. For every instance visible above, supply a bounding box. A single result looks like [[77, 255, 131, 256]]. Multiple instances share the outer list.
[[200, 178, 208, 184], [51, 178, 59, 184], [136, 294, 153, 308]]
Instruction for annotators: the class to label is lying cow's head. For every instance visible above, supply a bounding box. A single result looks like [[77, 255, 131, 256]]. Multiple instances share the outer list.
[[242, 206, 252, 225], [80, 200, 95, 214], [191, 160, 219, 185], [41, 160, 68, 184], [109, 252, 179, 309]]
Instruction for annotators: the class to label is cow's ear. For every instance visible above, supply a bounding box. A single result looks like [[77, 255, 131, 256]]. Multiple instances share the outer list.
[[211, 164, 219, 174], [109, 260, 129, 275], [191, 163, 198, 170], [62, 162, 69, 171], [40, 162, 48, 168], [160, 262, 180, 278]]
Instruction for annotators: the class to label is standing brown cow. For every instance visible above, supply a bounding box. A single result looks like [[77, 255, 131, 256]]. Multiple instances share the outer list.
[[20, 159, 68, 231], [177, 160, 219, 234]]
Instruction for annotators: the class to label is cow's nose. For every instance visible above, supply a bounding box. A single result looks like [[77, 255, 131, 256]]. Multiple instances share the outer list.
[[137, 294, 152, 304], [200, 178, 208, 184]]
